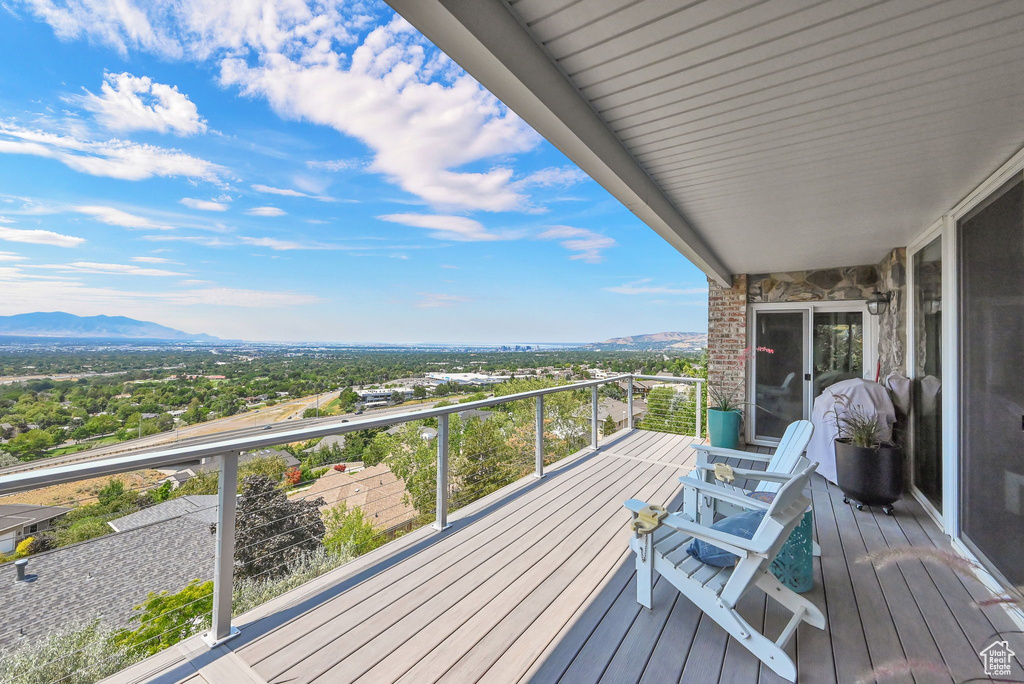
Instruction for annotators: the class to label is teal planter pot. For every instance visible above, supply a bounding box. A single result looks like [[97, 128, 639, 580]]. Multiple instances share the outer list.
[[707, 408, 742, 449]]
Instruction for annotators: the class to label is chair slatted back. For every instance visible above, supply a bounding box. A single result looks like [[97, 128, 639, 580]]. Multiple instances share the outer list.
[[760, 420, 814, 493]]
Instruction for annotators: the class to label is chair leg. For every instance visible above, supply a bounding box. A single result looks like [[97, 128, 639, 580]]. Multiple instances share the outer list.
[[631, 534, 655, 610], [756, 571, 827, 630]]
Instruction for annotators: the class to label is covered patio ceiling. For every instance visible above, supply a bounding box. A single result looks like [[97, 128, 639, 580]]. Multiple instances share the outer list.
[[386, 0, 1024, 283]]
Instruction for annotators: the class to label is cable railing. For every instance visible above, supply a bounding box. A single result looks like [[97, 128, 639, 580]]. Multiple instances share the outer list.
[[631, 376, 704, 438], [0, 373, 701, 683]]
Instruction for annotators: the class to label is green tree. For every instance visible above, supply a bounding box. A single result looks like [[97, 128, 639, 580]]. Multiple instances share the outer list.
[[5, 428, 56, 455], [233, 475, 326, 580], [412, 385, 427, 399], [603, 414, 618, 436], [323, 503, 383, 557]]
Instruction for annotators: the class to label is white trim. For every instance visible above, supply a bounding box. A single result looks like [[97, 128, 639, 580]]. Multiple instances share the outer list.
[[905, 229, 945, 526], [902, 144, 1024, 593], [746, 301, 875, 446]]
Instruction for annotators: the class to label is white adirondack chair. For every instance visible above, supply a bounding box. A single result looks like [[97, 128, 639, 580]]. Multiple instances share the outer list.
[[626, 463, 825, 682], [684, 419, 814, 526]]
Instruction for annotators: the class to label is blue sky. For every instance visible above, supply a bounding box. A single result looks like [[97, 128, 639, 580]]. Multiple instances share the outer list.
[[0, 0, 708, 343]]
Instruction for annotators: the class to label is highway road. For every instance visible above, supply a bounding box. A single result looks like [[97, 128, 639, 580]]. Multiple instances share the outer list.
[[0, 399, 445, 477]]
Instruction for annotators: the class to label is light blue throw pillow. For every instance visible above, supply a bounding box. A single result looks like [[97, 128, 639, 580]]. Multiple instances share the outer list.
[[687, 510, 765, 567]]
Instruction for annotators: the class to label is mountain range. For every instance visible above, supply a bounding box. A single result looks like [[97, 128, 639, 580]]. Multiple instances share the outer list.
[[0, 312, 218, 341], [592, 331, 707, 350]]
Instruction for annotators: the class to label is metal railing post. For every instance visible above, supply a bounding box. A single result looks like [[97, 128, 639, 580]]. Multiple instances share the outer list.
[[433, 414, 450, 530], [203, 451, 240, 648], [695, 381, 703, 438], [591, 385, 599, 448], [627, 376, 635, 429], [535, 395, 544, 478]]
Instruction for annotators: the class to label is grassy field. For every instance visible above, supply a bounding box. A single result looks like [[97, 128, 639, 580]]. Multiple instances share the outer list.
[[48, 435, 120, 457]]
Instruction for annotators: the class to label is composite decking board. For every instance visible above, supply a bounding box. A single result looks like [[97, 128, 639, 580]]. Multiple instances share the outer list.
[[869, 502, 1003, 682], [794, 562, 837, 684], [677, 613, 730, 683], [397, 462, 689, 683], [334, 461, 680, 684], [111, 438, 1024, 684], [825, 485, 914, 684], [596, 578, 682, 684], [238, 446, 621, 662], [520, 549, 637, 684], [660, 435, 698, 465], [851, 500, 952, 683], [808, 485, 875, 681], [253, 456, 648, 681], [636, 578, 704, 684], [889, 495, 1024, 667], [716, 587, 767, 684]]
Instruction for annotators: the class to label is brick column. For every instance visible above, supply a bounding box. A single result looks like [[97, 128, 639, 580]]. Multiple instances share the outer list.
[[707, 275, 748, 410]]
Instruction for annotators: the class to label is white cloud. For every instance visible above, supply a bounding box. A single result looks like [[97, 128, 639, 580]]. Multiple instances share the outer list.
[[416, 292, 470, 309], [143, 234, 231, 247], [165, 288, 320, 307], [238, 236, 303, 250], [245, 206, 286, 217], [0, 252, 28, 262], [306, 158, 362, 172], [605, 278, 707, 295], [76, 71, 207, 135], [131, 256, 176, 264], [0, 121, 225, 182], [440, 264, 459, 269], [515, 166, 588, 188], [19, 4, 545, 210], [181, 197, 228, 211], [0, 225, 84, 247], [0, 267, 319, 310], [36, 261, 187, 276], [251, 184, 332, 202], [537, 225, 616, 263], [74, 205, 174, 230], [378, 213, 503, 242]]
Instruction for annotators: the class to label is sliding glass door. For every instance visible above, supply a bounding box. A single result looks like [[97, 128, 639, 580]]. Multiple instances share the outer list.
[[958, 176, 1024, 586], [911, 237, 943, 511], [750, 304, 869, 444]]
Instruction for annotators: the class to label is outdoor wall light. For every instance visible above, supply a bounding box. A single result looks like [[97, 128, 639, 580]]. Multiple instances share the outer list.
[[867, 290, 892, 316]]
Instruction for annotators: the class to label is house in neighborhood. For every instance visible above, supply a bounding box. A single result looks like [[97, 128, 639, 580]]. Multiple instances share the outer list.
[[0, 506, 215, 649], [302, 464, 418, 535], [0, 504, 70, 554]]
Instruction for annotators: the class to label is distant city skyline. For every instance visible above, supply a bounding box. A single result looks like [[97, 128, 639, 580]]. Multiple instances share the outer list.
[[0, 0, 709, 343]]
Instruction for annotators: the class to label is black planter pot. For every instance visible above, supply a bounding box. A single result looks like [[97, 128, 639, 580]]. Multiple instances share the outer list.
[[834, 439, 903, 515]]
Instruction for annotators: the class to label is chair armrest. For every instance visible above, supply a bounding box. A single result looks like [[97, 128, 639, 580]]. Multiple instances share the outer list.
[[624, 500, 766, 556], [675, 479, 771, 511], [729, 468, 799, 484], [662, 512, 769, 556], [692, 444, 773, 463]]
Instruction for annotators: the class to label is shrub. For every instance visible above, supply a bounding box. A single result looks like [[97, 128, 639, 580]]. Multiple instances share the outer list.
[[0, 622, 133, 684], [333, 463, 347, 472], [323, 504, 384, 557], [113, 579, 213, 657], [54, 517, 111, 546], [284, 467, 303, 486]]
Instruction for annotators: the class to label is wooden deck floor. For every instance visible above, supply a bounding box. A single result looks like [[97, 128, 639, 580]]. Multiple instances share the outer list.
[[107, 430, 1023, 684]]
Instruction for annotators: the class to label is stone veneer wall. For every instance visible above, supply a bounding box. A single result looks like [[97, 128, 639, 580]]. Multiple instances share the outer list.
[[707, 275, 748, 412], [747, 265, 879, 302], [876, 247, 907, 377]]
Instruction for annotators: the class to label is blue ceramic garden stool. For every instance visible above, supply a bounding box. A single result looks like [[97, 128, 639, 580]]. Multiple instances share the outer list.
[[770, 508, 814, 593]]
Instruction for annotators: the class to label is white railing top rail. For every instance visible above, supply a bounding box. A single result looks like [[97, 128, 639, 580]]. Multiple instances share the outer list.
[[0, 374, 701, 496]]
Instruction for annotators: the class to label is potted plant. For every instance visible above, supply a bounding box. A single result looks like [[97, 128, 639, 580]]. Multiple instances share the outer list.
[[833, 402, 903, 515], [706, 382, 744, 449]]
